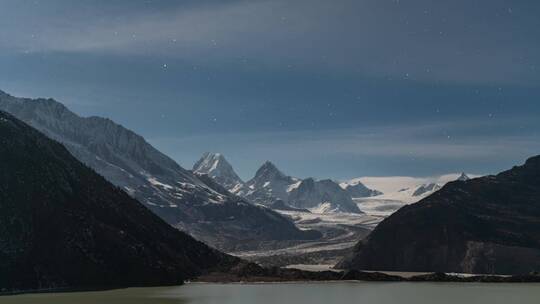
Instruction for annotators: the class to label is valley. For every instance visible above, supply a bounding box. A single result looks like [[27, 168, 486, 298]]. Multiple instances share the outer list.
[[230, 184, 452, 268], [0, 89, 538, 294], [0, 90, 470, 266], [234, 209, 382, 268], [1, 0, 539, 300]]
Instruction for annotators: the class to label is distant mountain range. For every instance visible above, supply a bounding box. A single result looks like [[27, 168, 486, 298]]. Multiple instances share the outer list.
[[193, 153, 382, 214], [0, 110, 237, 291], [193, 152, 476, 216], [338, 158, 540, 275], [349, 174, 471, 216], [0, 90, 317, 252]]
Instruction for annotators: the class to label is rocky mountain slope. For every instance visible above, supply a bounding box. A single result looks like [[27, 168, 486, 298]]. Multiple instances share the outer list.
[[338, 156, 540, 275], [0, 111, 237, 292], [0, 90, 316, 252]]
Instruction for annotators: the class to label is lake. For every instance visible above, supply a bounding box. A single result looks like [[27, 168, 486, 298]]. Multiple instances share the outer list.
[[3, 282, 540, 304]]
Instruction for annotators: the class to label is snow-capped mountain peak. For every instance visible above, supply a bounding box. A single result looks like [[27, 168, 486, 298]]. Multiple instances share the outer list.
[[288, 178, 362, 213], [254, 161, 286, 180], [230, 161, 363, 214], [238, 161, 297, 203], [193, 152, 244, 189], [457, 172, 470, 181]]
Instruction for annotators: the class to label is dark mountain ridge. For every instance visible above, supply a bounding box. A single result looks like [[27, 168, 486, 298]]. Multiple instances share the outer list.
[[338, 156, 540, 275], [0, 111, 237, 292]]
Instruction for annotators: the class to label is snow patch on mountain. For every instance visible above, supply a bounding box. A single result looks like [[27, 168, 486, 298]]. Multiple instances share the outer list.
[[287, 180, 303, 192]]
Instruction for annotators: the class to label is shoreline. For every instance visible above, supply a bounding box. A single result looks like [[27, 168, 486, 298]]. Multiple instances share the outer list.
[[196, 263, 540, 284], [3, 269, 540, 297], [195, 273, 540, 284]]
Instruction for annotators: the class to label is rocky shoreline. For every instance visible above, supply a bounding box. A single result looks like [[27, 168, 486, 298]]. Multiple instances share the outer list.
[[197, 262, 540, 283]]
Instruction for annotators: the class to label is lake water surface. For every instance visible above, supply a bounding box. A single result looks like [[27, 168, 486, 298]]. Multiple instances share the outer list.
[[3, 282, 540, 304]]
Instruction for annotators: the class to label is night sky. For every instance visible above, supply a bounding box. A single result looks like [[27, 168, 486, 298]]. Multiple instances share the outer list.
[[1, 0, 539, 180]]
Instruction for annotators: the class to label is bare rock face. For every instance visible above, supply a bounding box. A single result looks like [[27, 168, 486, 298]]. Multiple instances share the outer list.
[[338, 156, 540, 275], [0, 90, 315, 252], [0, 111, 237, 292]]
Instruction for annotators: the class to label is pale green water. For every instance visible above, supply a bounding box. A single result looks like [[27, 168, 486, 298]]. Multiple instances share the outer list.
[[2, 282, 540, 304]]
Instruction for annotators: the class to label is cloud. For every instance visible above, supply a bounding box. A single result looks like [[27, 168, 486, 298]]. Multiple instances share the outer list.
[[0, 1, 272, 53], [1, 0, 539, 85]]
